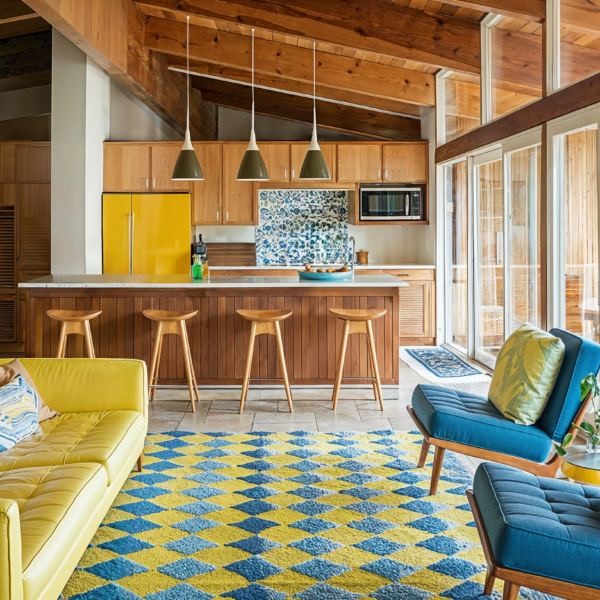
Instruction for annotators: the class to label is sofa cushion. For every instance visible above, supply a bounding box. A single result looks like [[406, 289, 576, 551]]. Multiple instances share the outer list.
[[473, 462, 600, 589], [539, 329, 600, 442], [0, 463, 107, 600], [412, 384, 553, 463], [0, 411, 143, 485], [0, 375, 39, 442]]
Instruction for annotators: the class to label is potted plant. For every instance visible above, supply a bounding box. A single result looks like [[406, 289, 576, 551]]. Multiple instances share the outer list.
[[555, 373, 600, 455]]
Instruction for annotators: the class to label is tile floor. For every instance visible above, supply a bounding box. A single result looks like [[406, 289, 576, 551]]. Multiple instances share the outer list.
[[148, 360, 485, 475]]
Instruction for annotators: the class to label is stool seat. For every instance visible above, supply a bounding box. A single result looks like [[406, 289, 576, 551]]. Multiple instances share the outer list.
[[237, 309, 293, 414], [47, 310, 102, 322], [142, 310, 198, 322], [237, 309, 293, 322], [328, 308, 387, 322], [47, 310, 101, 358], [144, 310, 199, 412]]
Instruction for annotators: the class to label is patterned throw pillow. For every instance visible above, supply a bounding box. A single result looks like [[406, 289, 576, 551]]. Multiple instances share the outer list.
[[489, 323, 565, 425], [0, 412, 16, 451], [0, 374, 39, 442]]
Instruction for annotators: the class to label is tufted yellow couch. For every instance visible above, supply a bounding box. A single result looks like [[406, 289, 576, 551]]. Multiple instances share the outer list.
[[0, 359, 148, 600]]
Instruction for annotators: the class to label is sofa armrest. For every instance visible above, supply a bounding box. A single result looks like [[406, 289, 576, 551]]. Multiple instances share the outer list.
[[17, 359, 148, 421], [0, 499, 22, 600]]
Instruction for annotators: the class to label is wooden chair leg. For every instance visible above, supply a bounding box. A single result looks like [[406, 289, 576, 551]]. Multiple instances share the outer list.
[[275, 321, 293, 413], [332, 320, 350, 411], [429, 445, 445, 495], [418, 439, 431, 468], [502, 581, 520, 600], [181, 324, 201, 404], [84, 320, 95, 358], [366, 337, 380, 404], [56, 322, 67, 358], [367, 320, 384, 411], [240, 322, 257, 414], [179, 322, 196, 413], [137, 453, 143, 472], [148, 322, 163, 402], [483, 568, 495, 596]]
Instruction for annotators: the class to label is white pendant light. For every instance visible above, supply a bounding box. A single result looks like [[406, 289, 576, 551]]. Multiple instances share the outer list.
[[237, 29, 269, 181], [299, 41, 331, 180], [172, 16, 204, 181]]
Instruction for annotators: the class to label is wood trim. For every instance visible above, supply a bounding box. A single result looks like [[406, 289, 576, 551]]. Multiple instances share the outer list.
[[435, 71, 600, 165], [448, 0, 545, 22], [466, 490, 600, 600]]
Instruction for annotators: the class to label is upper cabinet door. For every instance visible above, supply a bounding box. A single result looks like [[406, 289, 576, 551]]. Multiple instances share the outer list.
[[192, 144, 222, 226], [18, 183, 51, 274], [337, 145, 382, 182], [151, 145, 192, 191], [222, 144, 256, 225], [383, 143, 428, 182], [15, 146, 50, 182], [0, 145, 15, 183], [290, 143, 336, 182], [259, 144, 290, 182], [104, 145, 151, 191]]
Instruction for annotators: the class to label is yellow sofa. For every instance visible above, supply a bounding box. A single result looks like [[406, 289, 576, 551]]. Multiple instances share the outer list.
[[0, 359, 148, 600]]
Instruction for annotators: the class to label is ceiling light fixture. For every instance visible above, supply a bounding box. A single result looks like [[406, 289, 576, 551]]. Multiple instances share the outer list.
[[299, 41, 330, 180], [172, 16, 204, 181], [237, 29, 269, 181]]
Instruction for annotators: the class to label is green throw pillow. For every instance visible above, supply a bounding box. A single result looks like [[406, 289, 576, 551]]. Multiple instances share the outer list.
[[488, 323, 565, 425]]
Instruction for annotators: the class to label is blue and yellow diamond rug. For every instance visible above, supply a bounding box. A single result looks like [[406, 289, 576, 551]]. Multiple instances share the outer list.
[[62, 430, 555, 600]]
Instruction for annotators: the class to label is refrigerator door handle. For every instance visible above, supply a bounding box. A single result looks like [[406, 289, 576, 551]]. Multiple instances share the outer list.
[[129, 212, 135, 274]]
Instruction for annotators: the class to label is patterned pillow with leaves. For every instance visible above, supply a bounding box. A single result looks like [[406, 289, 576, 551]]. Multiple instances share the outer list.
[[489, 323, 565, 425], [0, 412, 17, 451], [0, 374, 39, 442]]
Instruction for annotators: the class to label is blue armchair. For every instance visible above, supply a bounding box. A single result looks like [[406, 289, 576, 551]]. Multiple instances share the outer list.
[[407, 329, 600, 495]]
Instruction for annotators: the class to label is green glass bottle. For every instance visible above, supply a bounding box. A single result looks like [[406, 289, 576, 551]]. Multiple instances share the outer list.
[[192, 254, 203, 280]]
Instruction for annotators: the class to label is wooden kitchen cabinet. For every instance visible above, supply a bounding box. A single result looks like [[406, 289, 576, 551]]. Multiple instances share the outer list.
[[0, 145, 15, 183], [259, 144, 290, 182], [16, 145, 51, 182], [337, 144, 382, 182], [151, 145, 191, 191], [104, 145, 151, 191], [290, 143, 336, 182], [383, 143, 428, 182], [192, 143, 222, 225], [222, 143, 256, 225]]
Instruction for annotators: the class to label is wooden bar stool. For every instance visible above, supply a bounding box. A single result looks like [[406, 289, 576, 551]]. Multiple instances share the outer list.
[[143, 310, 200, 412], [237, 309, 293, 414], [47, 310, 102, 358], [329, 308, 387, 411]]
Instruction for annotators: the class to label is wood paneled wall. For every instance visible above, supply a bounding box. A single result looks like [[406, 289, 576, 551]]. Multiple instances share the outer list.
[[26, 287, 399, 385]]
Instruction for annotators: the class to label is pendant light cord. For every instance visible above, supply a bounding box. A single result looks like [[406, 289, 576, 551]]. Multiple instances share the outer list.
[[252, 28, 255, 132], [186, 16, 190, 133]]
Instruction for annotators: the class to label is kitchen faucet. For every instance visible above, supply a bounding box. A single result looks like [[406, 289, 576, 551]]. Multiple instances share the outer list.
[[349, 236, 355, 272]]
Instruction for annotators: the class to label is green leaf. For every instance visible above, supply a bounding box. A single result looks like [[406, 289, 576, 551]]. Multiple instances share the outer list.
[[554, 444, 567, 457], [562, 433, 574, 447], [580, 422, 596, 436]]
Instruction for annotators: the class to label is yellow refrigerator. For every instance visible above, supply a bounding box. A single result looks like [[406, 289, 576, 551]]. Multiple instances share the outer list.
[[103, 194, 191, 274]]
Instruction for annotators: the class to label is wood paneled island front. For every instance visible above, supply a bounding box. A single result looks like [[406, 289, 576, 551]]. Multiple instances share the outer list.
[[21, 275, 405, 386]]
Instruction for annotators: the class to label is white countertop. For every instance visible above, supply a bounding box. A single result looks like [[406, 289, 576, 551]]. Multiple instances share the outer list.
[[210, 263, 435, 270], [19, 274, 409, 289]]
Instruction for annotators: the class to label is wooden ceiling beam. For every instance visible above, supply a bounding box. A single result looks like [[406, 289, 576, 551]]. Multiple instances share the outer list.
[[145, 17, 435, 106], [446, 0, 545, 22], [168, 55, 423, 117], [136, 0, 480, 73], [0, 30, 51, 81], [193, 77, 422, 140], [21, 0, 216, 140]]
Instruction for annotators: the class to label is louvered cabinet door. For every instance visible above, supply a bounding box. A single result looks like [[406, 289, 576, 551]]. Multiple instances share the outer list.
[[0, 206, 16, 295], [18, 184, 51, 277], [398, 280, 434, 345]]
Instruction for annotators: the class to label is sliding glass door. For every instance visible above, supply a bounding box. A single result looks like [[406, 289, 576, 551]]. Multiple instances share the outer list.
[[444, 160, 469, 352]]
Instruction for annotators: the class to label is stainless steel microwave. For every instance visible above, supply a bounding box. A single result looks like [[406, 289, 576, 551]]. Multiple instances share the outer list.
[[359, 185, 423, 221]]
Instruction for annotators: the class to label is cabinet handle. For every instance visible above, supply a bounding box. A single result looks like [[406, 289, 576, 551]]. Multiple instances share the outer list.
[[284, 168, 287, 180], [292, 169, 295, 180], [226, 210, 229, 222], [396, 274, 409, 277], [152, 178, 155, 189], [378, 169, 381, 179], [385, 169, 388, 180], [216, 210, 219, 222], [146, 179, 149, 189]]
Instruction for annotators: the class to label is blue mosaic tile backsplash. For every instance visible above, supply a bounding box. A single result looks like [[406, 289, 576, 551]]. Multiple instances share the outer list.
[[256, 190, 350, 264]]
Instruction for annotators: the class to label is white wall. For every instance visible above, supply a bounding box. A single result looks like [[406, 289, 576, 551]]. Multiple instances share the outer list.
[[0, 85, 51, 122], [419, 107, 436, 265], [110, 79, 182, 141]]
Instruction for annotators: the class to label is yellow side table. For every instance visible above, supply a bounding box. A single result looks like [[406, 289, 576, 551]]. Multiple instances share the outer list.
[[560, 445, 600, 485]]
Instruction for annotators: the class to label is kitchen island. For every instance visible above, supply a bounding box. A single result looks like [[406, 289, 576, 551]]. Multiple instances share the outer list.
[[20, 275, 405, 386]]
